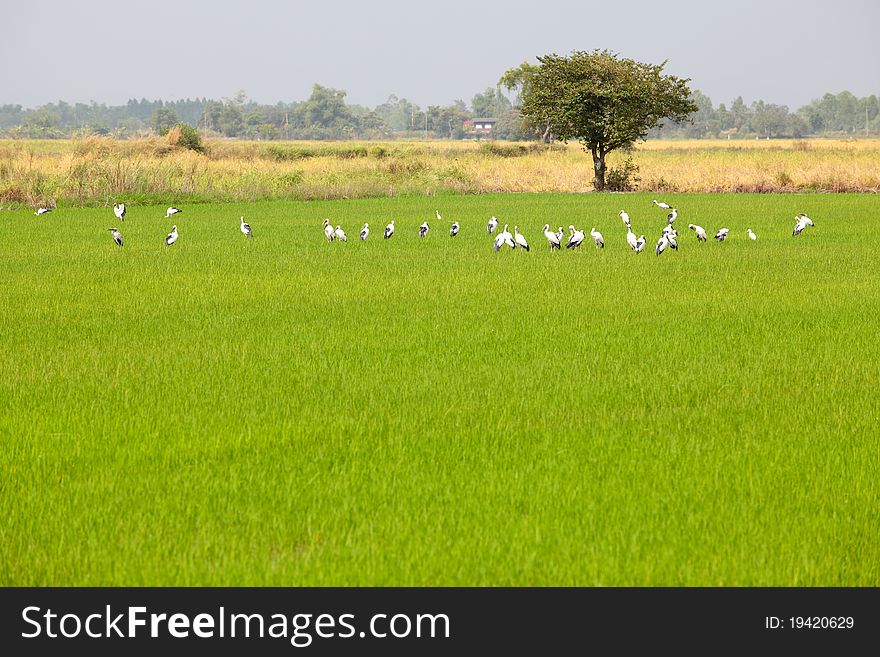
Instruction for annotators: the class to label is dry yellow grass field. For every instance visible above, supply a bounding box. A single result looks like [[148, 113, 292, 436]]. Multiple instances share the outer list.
[[1, 136, 877, 208]]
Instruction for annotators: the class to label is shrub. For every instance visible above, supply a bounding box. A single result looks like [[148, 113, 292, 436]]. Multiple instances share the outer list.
[[166, 124, 205, 153], [605, 156, 641, 191]]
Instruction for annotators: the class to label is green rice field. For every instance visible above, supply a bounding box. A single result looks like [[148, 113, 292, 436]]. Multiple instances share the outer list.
[[1, 192, 878, 586]]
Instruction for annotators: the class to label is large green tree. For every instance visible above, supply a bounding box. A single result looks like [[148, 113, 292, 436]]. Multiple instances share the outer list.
[[502, 50, 696, 190]]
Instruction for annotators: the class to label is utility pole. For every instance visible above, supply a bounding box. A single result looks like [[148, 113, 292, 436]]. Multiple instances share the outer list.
[[867, 106, 870, 137]]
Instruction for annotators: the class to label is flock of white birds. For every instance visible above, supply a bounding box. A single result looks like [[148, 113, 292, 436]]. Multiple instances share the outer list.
[[32, 201, 817, 253], [319, 203, 817, 256]]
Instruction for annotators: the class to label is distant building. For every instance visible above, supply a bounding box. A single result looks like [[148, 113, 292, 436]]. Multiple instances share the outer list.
[[464, 118, 497, 138]]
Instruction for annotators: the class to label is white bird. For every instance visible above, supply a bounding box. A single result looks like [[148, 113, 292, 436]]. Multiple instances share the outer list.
[[688, 223, 707, 242], [323, 219, 335, 242], [653, 200, 672, 210], [626, 228, 639, 251], [792, 216, 807, 236], [590, 227, 604, 248], [35, 207, 52, 215], [667, 232, 678, 251], [662, 225, 677, 237], [107, 227, 123, 247], [487, 216, 499, 234], [494, 224, 515, 252], [556, 226, 564, 244], [656, 234, 670, 256], [747, 228, 757, 241], [419, 221, 429, 238], [113, 203, 126, 221], [165, 225, 178, 246], [666, 208, 678, 225], [714, 228, 729, 241], [565, 225, 585, 249], [450, 221, 460, 237], [634, 235, 646, 253], [543, 224, 560, 250], [165, 207, 182, 218], [334, 225, 347, 242], [514, 226, 530, 251], [435, 209, 442, 222], [798, 213, 814, 227], [384, 220, 395, 239], [240, 216, 252, 238], [619, 210, 631, 229], [360, 223, 369, 241]]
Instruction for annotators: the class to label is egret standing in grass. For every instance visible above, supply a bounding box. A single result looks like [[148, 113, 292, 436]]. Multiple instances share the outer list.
[[566, 225, 585, 249], [450, 221, 460, 237], [360, 223, 369, 240], [747, 228, 757, 241], [165, 207, 182, 218], [165, 225, 178, 246], [435, 209, 443, 222], [419, 221, 429, 238], [107, 227, 123, 247], [35, 207, 52, 216], [240, 216, 252, 238], [487, 216, 499, 234], [334, 225, 347, 242], [714, 228, 729, 241], [653, 200, 672, 210], [590, 227, 604, 248], [619, 210, 631, 230], [514, 226, 530, 251], [323, 219, 335, 242], [543, 224, 560, 250], [688, 223, 707, 242], [384, 220, 395, 239], [114, 203, 126, 221]]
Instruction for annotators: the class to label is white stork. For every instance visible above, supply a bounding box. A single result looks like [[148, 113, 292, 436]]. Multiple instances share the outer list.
[[653, 200, 672, 210], [487, 216, 499, 234], [798, 213, 814, 227], [384, 220, 395, 239], [165, 207, 182, 218], [656, 234, 670, 256], [714, 228, 729, 241], [419, 221, 429, 238], [514, 226, 529, 251], [240, 216, 252, 238], [619, 210, 631, 229], [666, 208, 678, 225], [450, 221, 460, 237], [360, 223, 369, 240], [590, 227, 604, 248], [688, 223, 707, 242], [565, 225, 585, 249], [107, 227, 123, 247], [494, 224, 515, 252], [165, 225, 178, 246], [35, 207, 52, 215], [322, 219, 334, 242], [627, 228, 638, 251], [556, 226, 564, 244], [634, 235, 646, 253], [543, 224, 560, 250], [334, 225, 347, 242], [792, 216, 807, 236], [747, 228, 757, 241], [113, 203, 126, 221]]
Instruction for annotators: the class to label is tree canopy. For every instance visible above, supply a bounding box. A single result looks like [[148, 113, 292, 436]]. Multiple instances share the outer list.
[[504, 50, 697, 190]]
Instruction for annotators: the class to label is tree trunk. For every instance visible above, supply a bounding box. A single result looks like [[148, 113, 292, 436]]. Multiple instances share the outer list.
[[592, 148, 606, 191]]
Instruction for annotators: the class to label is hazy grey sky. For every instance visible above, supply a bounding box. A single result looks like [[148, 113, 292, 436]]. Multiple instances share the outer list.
[[1, 0, 877, 110]]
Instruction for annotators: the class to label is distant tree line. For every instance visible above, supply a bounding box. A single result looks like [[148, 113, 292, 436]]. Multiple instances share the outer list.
[[1, 85, 877, 141]]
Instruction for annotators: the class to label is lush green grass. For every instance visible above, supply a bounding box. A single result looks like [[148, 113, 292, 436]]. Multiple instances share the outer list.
[[1, 192, 877, 586]]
